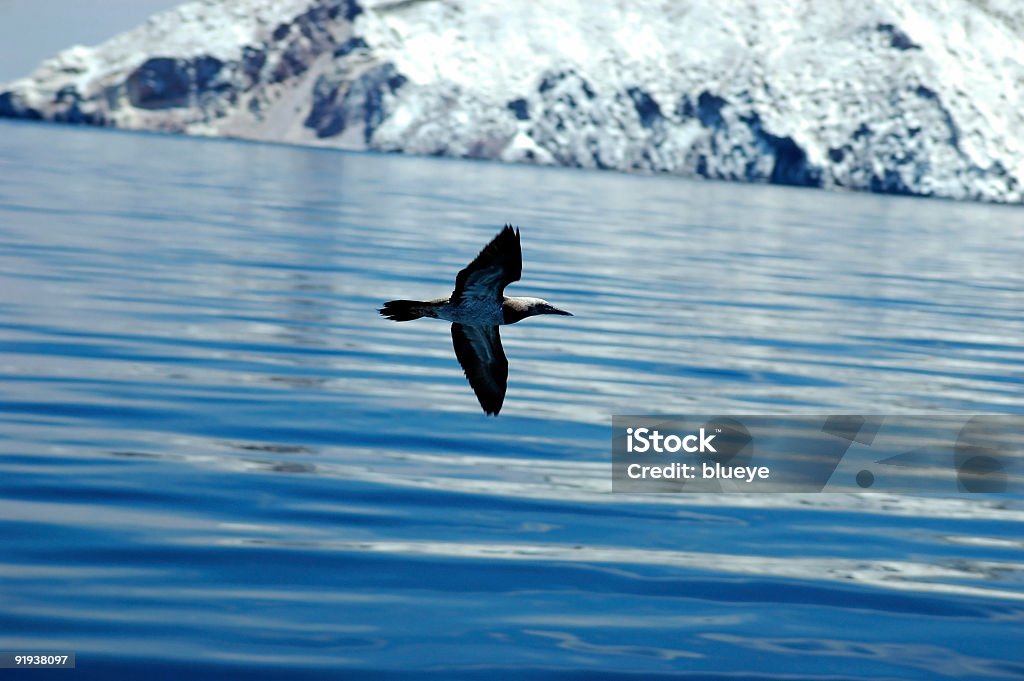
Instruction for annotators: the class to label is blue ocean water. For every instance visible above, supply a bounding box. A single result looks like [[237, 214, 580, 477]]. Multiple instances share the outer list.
[[0, 119, 1023, 679]]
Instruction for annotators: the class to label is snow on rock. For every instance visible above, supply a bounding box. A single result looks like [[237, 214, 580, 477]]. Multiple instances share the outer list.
[[1, 0, 1022, 203]]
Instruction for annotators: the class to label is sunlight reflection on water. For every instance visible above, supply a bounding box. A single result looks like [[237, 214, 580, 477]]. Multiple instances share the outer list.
[[1, 120, 1023, 678]]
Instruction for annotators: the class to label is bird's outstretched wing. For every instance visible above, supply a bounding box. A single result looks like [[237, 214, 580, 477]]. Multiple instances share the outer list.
[[451, 323, 508, 415], [451, 225, 522, 304]]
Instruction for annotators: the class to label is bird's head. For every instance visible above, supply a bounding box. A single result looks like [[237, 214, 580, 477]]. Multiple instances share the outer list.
[[504, 297, 573, 323]]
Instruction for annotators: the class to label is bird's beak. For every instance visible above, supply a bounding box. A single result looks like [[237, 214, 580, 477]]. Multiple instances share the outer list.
[[549, 306, 573, 316]]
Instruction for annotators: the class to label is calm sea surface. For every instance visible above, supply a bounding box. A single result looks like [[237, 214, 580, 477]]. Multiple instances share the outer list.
[[1, 120, 1023, 679]]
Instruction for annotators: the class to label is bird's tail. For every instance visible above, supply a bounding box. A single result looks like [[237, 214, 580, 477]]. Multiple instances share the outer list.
[[379, 299, 435, 322]]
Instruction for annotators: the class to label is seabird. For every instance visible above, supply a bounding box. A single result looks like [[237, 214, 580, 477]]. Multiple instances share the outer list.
[[380, 224, 572, 415]]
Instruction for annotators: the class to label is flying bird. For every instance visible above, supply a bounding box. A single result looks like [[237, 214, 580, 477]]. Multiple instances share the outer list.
[[380, 225, 573, 415]]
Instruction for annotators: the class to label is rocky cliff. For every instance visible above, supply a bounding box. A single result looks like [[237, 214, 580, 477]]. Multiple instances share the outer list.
[[2, 0, 1022, 203]]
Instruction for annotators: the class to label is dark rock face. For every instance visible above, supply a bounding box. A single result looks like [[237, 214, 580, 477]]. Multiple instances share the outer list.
[[0, 0, 364, 125], [128, 0, 367, 131], [528, 69, 611, 167], [870, 169, 913, 195], [763, 132, 818, 187], [125, 56, 229, 110], [126, 58, 193, 109], [626, 87, 662, 129], [0, 0, 1018, 202], [877, 23, 920, 50], [334, 36, 368, 58], [194, 56, 227, 92], [272, 41, 311, 82], [240, 47, 267, 87], [0, 91, 41, 119], [506, 98, 529, 120], [306, 70, 347, 137], [670, 92, 822, 187], [512, 74, 824, 185], [742, 112, 821, 187], [695, 92, 727, 128], [271, 0, 358, 82], [306, 62, 407, 140], [51, 85, 103, 124]]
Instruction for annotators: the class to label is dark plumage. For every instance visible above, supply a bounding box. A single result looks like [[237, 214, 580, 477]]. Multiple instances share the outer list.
[[380, 224, 572, 415], [451, 323, 508, 416], [451, 224, 522, 305]]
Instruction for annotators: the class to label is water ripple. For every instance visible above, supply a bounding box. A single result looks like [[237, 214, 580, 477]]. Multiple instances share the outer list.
[[1, 121, 1023, 677]]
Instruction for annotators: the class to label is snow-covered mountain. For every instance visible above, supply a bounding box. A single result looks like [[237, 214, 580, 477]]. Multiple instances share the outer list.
[[2, 0, 1022, 203]]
